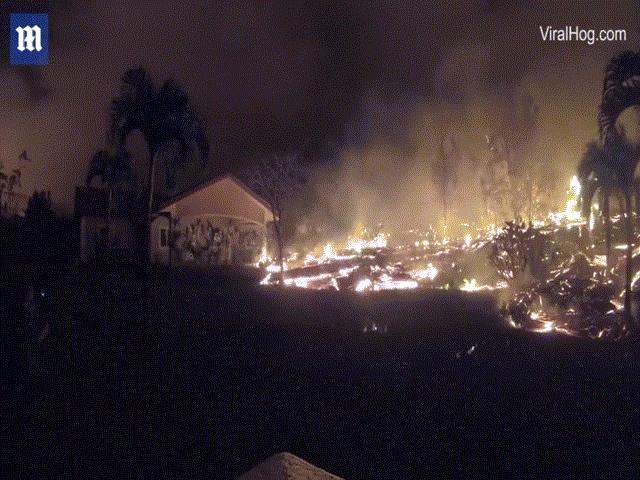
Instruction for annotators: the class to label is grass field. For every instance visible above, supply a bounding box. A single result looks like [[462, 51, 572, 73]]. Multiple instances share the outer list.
[[3, 267, 640, 479]]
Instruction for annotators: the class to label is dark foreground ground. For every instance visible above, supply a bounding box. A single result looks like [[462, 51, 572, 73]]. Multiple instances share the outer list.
[[2, 266, 640, 479]]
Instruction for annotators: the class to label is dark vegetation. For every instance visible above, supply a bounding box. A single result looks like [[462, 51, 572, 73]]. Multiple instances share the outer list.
[[3, 260, 640, 479], [4, 50, 640, 480]]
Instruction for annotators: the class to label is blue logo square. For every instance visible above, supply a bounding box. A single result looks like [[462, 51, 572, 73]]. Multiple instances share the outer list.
[[10, 13, 48, 65]]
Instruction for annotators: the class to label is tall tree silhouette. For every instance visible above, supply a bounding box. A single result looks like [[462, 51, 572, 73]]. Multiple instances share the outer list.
[[578, 141, 626, 273], [598, 50, 640, 328], [86, 149, 136, 258], [247, 154, 304, 282], [432, 136, 458, 240], [109, 68, 209, 265]]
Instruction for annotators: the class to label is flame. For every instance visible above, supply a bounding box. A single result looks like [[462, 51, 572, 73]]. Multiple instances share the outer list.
[[531, 319, 554, 333], [323, 242, 337, 259], [257, 245, 269, 265], [459, 278, 508, 292], [266, 262, 287, 273], [346, 232, 388, 252], [355, 278, 373, 292], [460, 278, 480, 291], [570, 175, 581, 196], [549, 175, 584, 226], [284, 273, 334, 289], [411, 263, 439, 281]]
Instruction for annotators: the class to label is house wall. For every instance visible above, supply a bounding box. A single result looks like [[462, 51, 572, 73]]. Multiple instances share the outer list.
[[150, 176, 272, 267], [150, 213, 266, 267], [80, 216, 136, 262]]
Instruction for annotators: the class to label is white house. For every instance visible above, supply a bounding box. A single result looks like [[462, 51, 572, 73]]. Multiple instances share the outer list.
[[150, 174, 274, 266], [75, 186, 138, 263]]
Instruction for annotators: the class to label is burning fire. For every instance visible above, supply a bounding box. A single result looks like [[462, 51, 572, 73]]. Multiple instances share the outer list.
[[354, 275, 419, 292], [257, 174, 631, 340], [411, 263, 439, 281], [459, 278, 508, 292], [549, 175, 584, 227], [346, 232, 388, 253]]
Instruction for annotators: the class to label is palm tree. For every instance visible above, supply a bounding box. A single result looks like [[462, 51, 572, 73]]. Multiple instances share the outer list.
[[634, 178, 640, 231], [598, 51, 640, 146], [86, 149, 136, 258], [578, 142, 622, 273], [598, 50, 640, 328], [606, 134, 640, 325], [108, 68, 209, 265], [87, 149, 135, 188]]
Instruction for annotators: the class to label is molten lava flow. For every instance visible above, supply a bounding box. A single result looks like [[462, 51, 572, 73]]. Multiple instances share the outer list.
[[256, 173, 638, 340], [411, 263, 439, 281], [346, 232, 388, 253]]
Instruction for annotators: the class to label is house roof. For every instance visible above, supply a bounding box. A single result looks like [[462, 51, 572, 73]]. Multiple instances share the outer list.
[[236, 452, 344, 480], [157, 173, 272, 214]]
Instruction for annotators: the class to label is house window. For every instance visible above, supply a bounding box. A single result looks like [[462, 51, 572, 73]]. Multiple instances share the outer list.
[[160, 228, 168, 248]]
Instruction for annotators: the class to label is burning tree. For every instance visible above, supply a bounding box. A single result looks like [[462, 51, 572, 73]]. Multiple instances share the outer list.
[[431, 136, 458, 239], [483, 93, 541, 223], [248, 154, 305, 282], [481, 135, 511, 224], [523, 159, 553, 223], [489, 220, 545, 285]]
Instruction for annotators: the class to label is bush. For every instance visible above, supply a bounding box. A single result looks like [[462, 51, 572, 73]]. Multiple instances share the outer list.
[[489, 220, 546, 284]]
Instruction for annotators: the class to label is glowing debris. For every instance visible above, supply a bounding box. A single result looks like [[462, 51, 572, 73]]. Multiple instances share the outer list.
[[411, 263, 439, 281]]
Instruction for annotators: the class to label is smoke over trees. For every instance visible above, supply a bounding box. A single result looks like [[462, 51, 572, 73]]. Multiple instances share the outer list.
[[431, 136, 459, 238], [299, 88, 558, 243]]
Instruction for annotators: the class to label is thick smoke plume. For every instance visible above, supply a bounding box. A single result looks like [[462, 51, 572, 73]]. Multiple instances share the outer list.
[[0, 1, 637, 216]]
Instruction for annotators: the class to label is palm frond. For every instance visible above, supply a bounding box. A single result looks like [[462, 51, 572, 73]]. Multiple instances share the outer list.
[[109, 67, 155, 148], [87, 149, 135, 188], [602, 51, 640, 97], [157, 80, 189, 117], [599, 50, 640, 144], [154, 109, 209, 185], [578, 141, 608, 181], [108, 68, 210, 192]]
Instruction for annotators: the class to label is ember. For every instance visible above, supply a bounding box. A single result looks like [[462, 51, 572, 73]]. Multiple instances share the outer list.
[[258, 173, 638, 340]]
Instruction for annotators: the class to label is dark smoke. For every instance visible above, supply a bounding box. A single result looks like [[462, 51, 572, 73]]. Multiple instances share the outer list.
[[0, 1, 637, 216]]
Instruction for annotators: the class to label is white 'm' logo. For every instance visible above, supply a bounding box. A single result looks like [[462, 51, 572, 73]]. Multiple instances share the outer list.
[[16, 25, 42, 52]]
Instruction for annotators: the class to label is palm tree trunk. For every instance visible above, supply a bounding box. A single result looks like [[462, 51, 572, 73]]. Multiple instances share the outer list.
[[624, 192, 634, 329], [146, 154, 157, 263], [273, 218, 284, 285], [581, 208, 589, 248], [168, 215, 173, 268], [143, 151, 157, 330], [107, 187, 112, 260], [604, 194, 612, 275], [635, 185, 640, 232]]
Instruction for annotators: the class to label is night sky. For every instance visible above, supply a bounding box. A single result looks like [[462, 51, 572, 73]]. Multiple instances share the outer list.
[[1, 1, 639, 216]]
